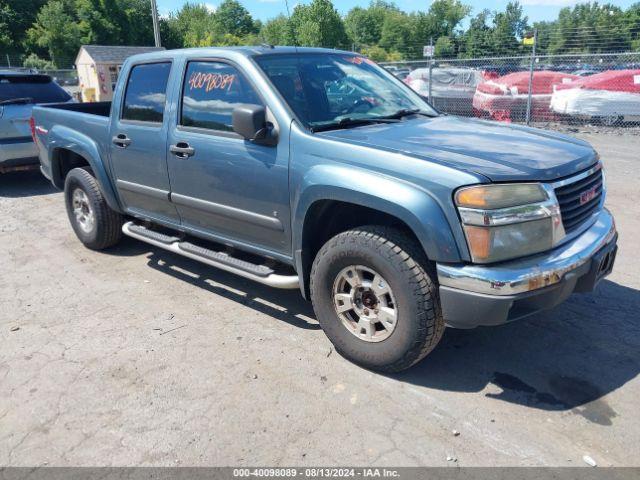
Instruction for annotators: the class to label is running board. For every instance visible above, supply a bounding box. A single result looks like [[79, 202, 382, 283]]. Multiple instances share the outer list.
[[122, 221, 299, 289]]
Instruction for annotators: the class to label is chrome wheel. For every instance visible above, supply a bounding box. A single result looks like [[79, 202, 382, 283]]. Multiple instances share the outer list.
[[332, 265, 398, 343], [72, 188, 95, 233]]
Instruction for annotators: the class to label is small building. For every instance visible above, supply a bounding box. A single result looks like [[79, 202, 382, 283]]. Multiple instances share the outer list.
[[75, 45, 165, 102]]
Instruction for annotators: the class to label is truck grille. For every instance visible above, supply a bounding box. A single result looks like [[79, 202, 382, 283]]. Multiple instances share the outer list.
[[554, 165, 603, 234]]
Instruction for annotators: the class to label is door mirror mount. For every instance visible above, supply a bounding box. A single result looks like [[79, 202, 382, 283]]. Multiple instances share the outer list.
[[232, 104, 277, 146]]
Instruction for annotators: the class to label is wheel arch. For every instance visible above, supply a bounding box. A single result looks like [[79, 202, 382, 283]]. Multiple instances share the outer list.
[[293, 172, 462, 298], [48, 126, 122, 213]]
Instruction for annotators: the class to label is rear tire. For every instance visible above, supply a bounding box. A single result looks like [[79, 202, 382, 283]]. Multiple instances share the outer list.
[[64, 167, 123, 250], [310, 226, 444, 373]]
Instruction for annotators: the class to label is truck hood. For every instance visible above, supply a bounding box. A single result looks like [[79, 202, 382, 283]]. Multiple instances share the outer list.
[[318, 115, 597, 182]]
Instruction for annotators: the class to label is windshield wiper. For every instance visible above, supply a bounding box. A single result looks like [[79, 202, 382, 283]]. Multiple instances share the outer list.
[[378, 108, 436, 120], [0, 97, 34, 106], [311, 116, 400, 133]]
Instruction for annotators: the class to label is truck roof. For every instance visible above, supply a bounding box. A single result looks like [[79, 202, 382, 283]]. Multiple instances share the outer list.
[[125, 46, 354, 63]]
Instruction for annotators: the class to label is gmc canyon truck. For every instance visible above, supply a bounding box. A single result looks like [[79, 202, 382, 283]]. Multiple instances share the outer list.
[[32, 47, 618, 372]]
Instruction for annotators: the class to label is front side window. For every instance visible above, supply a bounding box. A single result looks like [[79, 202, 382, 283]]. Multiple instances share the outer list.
[[180, 61, 261, 132], [254, 53, 436, 130], [121, 62, 171, 123]]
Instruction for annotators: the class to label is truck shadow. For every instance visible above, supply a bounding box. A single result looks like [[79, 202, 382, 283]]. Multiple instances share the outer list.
[[142, 248, 320, 332], [391, 279, 640, 425], [105, 241, 638, 422], [0, 169, 58, 197]]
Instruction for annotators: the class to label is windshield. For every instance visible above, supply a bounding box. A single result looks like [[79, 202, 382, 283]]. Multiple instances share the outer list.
[[0, 75, 71, 104], [254, 53, 436, 130]]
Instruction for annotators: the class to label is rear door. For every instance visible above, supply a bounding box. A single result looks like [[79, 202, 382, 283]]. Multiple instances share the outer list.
[[109, 61, 180, 224]]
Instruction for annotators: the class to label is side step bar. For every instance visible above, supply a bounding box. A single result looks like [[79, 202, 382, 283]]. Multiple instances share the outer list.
[[122, 221, 299, 289]]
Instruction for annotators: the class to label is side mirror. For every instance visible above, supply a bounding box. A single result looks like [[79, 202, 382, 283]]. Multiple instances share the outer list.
[[232, 104, 277, 146]]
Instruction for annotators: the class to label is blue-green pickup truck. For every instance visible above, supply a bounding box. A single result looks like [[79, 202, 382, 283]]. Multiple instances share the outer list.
[[32, 47, 617, 372]]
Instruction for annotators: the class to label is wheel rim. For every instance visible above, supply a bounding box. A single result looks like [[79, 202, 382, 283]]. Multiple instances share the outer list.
[[332, 265, 398, 343], [72, 188, 95, 233]]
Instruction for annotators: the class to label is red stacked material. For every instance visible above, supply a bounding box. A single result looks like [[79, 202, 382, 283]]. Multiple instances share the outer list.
[[473, 71, 579, 122]]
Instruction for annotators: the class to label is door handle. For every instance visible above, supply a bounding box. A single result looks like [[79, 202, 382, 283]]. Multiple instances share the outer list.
[[112, 134, 132, 148], [170, 142, 195, 158]]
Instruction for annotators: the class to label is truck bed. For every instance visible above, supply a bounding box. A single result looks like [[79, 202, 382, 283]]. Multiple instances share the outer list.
[[41, 101, 112, 117], [32, 101, 113, 180]]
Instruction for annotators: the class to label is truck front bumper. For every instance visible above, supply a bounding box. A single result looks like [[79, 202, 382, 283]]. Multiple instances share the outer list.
[[437, 208, 617, 329]]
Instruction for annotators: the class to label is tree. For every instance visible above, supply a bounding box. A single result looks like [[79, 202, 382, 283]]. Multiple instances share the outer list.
[[26, 0, 81, 67], [165, 3, 215, 47], [289, 0, 349, 48], [427, 0, 471, 38], [489, 2, 529, 55], [379, 11, 413, 56], [0, 0, 48, 56], [460, 9, 493, 58], [22, 52, 56, 70], [545, 3, 629, 54], [213, 0, 257, 37], [434, 36, 455, 57], [344, 1, 398, 48], [260, 15, 295, 45], [361, 45, 401, 62], [119, 0, 156, 45]]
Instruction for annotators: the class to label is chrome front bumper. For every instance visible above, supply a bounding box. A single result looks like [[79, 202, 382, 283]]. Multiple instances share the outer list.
[[437, 208, 617, 296]]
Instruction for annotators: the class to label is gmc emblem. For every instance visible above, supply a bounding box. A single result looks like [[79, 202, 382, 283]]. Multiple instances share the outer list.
[[580, 186, 598, 205]]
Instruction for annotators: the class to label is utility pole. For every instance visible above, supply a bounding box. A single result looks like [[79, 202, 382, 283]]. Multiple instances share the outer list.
[[150, 0, 161, 47], [428, 37, 433, 103], [525, 28, 538, 126]]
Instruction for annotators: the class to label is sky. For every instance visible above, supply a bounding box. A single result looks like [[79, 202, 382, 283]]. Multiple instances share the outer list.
[[156, 0, 637, 23]]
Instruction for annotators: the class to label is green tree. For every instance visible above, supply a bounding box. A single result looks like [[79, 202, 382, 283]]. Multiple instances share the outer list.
[[290, 0, 349, 48], [427, 0, 471, 38], [546, 3, 629, 54], [379, 11, 412, 55], [491, 2, 528, 55], [0, 0, 48, 56], [165, 3, 215, 47], [260, 14, 294, 45], [26, 0, 81, 67], [22, 52, 56, 70], [213, 0, 257, 37], [344, 1, 398, 48], [460, 9, 493, 57], [434, 35, 455, 57]]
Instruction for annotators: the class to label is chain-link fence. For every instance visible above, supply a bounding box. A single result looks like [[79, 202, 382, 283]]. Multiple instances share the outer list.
[[382, 51, 640, 130]]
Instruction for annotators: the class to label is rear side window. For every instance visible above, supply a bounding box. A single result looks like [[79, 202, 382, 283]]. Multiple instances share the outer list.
[[121, 62, 171, 123], [180, 61, 261, 132], [0, 75, 71, 103]]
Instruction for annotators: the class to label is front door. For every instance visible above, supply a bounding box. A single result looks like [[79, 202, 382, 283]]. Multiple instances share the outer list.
[[109, 61, 179, 224], [166, 60, 290, 257]]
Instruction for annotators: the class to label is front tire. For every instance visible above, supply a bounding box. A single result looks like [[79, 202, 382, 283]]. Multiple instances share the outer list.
[[64, 167, 123, 250], [310, 226, 444, 372]]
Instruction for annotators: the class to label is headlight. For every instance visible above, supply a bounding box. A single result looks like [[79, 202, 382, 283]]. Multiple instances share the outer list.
[[455, 183, 565, 263]]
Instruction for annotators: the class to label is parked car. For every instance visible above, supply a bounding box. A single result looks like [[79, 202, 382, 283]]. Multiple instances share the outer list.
[[32, 47, 617, 372], [473, 70, 579, 122], [404, 67, 484, 116], [550, 69, 640, 125], [0, 71, 72, 173]]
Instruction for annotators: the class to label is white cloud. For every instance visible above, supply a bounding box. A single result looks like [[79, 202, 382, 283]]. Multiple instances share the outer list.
[[203, 2, 216, 12]]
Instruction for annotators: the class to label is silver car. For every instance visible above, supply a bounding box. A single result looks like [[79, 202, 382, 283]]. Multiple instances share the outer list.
[[1, 71, 71, 173]]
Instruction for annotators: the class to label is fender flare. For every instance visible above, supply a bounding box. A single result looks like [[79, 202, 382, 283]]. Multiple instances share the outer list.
[[48, 125, 122, 213], [292, 164, 463, 284]]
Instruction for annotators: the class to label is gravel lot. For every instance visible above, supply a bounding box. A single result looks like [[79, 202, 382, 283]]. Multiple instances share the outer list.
[[1, 132, 638, 467]]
